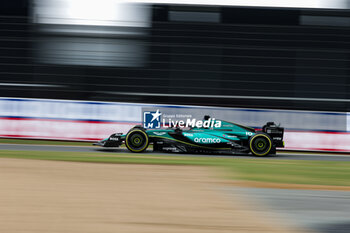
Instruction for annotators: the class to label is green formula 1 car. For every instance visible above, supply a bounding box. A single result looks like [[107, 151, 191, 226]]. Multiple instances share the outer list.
[[93, 116, 284, 156]]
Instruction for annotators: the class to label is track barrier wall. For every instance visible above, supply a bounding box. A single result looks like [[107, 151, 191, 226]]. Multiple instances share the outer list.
[[0, 97, 348, 152]]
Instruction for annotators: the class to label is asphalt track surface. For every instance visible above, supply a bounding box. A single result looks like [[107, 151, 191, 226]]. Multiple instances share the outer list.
[[226, 187, 350, 233], [1, 143, 350, 161]]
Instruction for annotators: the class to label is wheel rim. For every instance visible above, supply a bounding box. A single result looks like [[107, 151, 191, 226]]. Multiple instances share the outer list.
[[131, 134, 143, 147], [254, 138, 267, 151]]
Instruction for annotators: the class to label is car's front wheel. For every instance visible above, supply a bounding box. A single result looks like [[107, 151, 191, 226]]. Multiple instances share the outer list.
[[249, 133, 273, 156], [125, 129, 149, 152]]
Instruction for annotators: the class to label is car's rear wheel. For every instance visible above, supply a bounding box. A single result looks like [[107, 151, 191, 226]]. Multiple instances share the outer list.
[[249, 133, 272, 156], [125, 129, 149, 152]]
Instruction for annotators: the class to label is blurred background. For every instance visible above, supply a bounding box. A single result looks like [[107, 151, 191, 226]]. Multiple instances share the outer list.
[[2, 0, 350, 111], [2, 3, 350, 233]]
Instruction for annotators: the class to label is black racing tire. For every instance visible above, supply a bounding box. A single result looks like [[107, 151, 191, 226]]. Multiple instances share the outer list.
[[249, 133, 273, 156], [125, 129, 149, 153]]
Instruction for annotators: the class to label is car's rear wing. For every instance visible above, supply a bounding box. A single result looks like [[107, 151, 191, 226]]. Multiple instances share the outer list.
[[262, 122, 284, 147]]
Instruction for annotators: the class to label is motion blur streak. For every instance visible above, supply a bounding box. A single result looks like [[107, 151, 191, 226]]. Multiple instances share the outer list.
[[133, 0, 348, 9], [2, 1, 350, 109], [33, 0, 151, 27], [0, 159, 303, 233], [33, 0, 150, 67], [226, 187, 350, 233], [1, 1, 350, 233]]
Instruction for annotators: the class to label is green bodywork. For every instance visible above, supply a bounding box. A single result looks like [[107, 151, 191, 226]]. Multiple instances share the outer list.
[[119, 120, 256, 148], [96, 118, 283, 155]]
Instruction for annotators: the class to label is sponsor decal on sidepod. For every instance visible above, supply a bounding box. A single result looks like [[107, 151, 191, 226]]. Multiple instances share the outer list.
[[194, 138, 221, 143]]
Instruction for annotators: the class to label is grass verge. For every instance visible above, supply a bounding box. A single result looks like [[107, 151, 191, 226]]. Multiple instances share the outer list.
[[0, 150, 349, 187]]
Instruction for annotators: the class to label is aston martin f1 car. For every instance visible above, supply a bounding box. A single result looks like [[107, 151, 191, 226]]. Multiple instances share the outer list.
[[93, 117, 284, 156]]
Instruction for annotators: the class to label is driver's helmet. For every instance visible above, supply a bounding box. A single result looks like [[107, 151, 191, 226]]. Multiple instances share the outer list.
[[203, 115, 210, 121]]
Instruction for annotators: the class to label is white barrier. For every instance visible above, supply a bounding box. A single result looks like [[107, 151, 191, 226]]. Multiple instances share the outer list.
[[0, 119, 135, 141], [284, 131, 350, 152], [0, 98, 142, 141], [0, 97, 349, 152]]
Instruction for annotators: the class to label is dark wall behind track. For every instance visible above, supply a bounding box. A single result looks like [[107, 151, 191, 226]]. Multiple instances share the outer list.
[[1, 5, 350, 111]]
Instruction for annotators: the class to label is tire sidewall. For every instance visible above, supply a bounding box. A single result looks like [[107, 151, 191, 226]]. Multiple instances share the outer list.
[[249, 133, 272, 156], [125, 129, 149, 152]]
